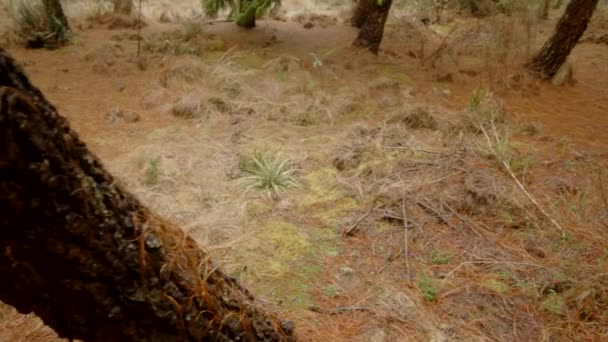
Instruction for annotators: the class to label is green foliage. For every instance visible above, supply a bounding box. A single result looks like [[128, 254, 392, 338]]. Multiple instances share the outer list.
[[429, 250, 452, 265], [238, 151, 299, 199], [201, 0, 281, 27], [144, 158, 161, 186], [541, 290, 564, 315], [418, 272, 439, 302], [8, 0, 70, 48], [323, 285, 341, 298]]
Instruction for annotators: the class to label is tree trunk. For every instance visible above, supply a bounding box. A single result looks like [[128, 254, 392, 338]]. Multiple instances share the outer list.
[[352, 0, 393, 54], [538, 0, 551, 20], [526, 0, 599, 78], [113, 0, 133, 15], [42, 0, 70, 31], [351, 0, 373, 28], [0, 48, 295, 342], [236, 3, 257, 28]]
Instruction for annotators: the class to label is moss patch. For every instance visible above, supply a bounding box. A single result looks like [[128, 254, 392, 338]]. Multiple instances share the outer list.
[[235, 52, 266, 69], [302, 168, 343, 206], [377, 63, 412, 85]]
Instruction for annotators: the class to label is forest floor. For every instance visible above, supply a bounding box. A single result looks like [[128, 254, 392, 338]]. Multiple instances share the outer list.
[[1, 0, 608, 341]]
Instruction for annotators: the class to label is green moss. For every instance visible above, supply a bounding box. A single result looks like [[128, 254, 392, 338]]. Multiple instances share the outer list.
[[206, 38, 226, 51], [418, 272, 439, 302], [484, 279, 510, 294], [303, 168, 343, 206], [429, 250, 452, 265], [315, 198, 359, 227], [235, 52, 266, 69], [541, 290, 564, 315], [377, 64, 412, 85], [310, 227, 342, 257], [430, 23, 457, 36], [258, 221, 311, 273], [237, 220, 320, 310], [201, 50, 226, 63]]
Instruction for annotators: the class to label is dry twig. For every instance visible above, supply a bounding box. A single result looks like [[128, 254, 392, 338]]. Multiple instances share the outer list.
[[343, 209, 374, 236], [308, 306, 372, 315], [479, 122, 566, 237]]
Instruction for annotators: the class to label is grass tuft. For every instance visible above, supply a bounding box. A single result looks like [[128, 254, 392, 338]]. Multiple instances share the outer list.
[[238, 151, 299, 199], [8, 0, 70, 48]]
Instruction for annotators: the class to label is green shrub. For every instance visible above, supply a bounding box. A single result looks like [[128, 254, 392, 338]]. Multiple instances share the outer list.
[[8, 0, 70, 48]]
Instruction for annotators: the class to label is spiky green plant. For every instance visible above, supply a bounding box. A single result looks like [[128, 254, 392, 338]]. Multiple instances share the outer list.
[[201, 0, 281, 28], [238, 151, 299, 199]]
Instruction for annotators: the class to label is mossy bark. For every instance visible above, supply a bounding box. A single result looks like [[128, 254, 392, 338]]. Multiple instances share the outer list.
[[526, 0, 599, 78], [0, 48, 295, 341], [352, 0, 393, 54]]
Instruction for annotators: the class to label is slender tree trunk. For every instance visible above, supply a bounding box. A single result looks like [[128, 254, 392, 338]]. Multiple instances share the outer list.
[[526, 0, 599, 78], [0, 48, 295, 342], [42, 0, 70, 31], [113, 0, 133, 15], [538, 0, 551, 20], [351, 0, 373, 28], [352, 0, 393, 54]]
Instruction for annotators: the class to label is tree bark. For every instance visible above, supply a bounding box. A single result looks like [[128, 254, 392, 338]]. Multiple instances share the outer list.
[[0, 48, 295, 342], [352, 0, 393, 54], [525, 0, 599, 79], [351, 0, 373, 28], [538, 0, 551, 20], [42, 0, 70, 31], [113, 0, 133, 15]]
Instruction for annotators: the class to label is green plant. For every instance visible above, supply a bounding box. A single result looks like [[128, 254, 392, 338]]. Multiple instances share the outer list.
[[323, 285, 341, 298], [238, 151, 299, 199], [418, 271, 439, 302], [144, 157, 161, 186], [541, 290, 564, 315], [429, 249, 452, 265], [201, 0, 281, 28], [8, 0, 70, 48]]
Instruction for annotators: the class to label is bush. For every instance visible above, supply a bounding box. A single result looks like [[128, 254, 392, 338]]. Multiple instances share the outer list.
[[8, 0, 70, 48]]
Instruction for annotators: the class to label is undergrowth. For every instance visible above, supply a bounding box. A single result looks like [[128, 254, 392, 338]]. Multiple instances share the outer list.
[[238, 151, 299, 199], [8, 0, 70, 48]]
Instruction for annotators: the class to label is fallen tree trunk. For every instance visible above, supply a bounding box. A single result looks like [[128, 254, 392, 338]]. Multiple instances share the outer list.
[[0, 48, 296, 341]]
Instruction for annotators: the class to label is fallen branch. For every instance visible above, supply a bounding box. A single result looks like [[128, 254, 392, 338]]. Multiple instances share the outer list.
[[417, 200, 456, 229], [401, 198, 411, 279], [442, 201, 486, 239], [308, 305, 372, 315], [343, 208, 374, 236], [479, 122, 566, 238]]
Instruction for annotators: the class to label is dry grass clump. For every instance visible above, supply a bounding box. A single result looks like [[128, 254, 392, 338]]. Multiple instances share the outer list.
[[143, 21, 225, 57], [159, 62, 207, 87], [317, 83, 608, 339], [0, 302, 68, 342], [388, 106, 439, 130], [171, 93, 206, 118], [7, 0, 70, 48]]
